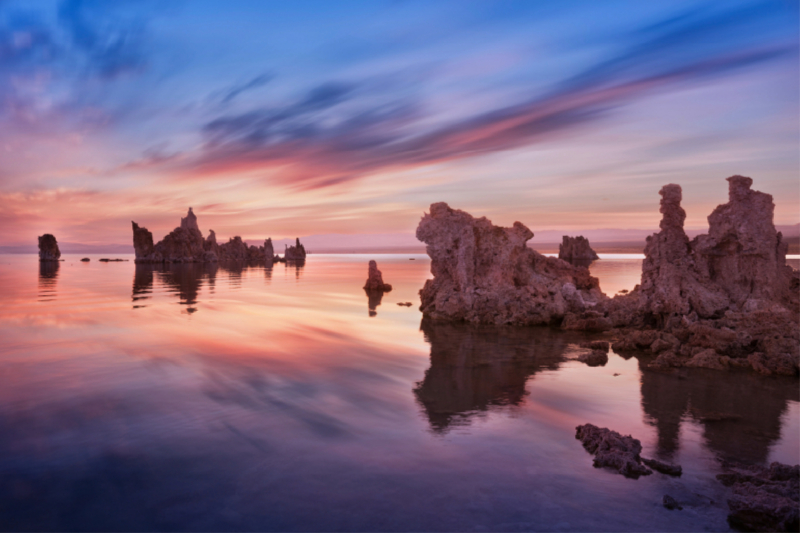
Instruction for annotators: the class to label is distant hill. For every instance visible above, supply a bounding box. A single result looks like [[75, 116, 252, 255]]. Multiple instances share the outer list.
[[2, 223, 797, 255]]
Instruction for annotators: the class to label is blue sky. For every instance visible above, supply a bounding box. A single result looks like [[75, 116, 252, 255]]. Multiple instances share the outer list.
[[1, 0, 797, 246]]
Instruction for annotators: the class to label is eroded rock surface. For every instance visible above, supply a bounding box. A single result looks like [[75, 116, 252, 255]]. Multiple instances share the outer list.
[[364, 260, 392, 291], [416, 203, 605, 326], [575, 424, 652, 478], [38, 234, 61, 261], [602, 177, 799, 376], [717, 462, 799, 532], [133, 208, 277, 264], [559, 235, 599, 264]]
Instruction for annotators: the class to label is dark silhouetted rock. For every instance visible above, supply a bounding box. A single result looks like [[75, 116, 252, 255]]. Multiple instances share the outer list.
[[133, 208, 278, 265], [559, 235, 599, 263], [578, 350, 608, 367], [718, 462, 799, 532], [397, 302, 413, 307], [38, 234, 61, 261], [80, 258, 90, 262], [416, 202, 605, 326], [663, 495, 682, 510], [364, 260, 392, 291], [575, 423, 653, 478], [284, 238, 306, 262], [642, 457, 682, 476], [580, 340, 610, 351]]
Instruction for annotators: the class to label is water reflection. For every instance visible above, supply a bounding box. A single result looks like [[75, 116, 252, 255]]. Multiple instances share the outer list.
[[132, 263, 218, 311], [37, 262, 60, 302], [414, 320, 569, 432], [286, 259, 304, 280], [638, 359, 799, 463], [365, 289, 384, 317]]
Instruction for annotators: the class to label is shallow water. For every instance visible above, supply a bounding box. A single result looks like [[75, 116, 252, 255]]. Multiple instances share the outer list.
[[0, 254, 798, 531]]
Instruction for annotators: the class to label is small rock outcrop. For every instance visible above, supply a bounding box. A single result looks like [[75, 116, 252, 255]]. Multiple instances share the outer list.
[[38, 234, 61, 261], [662, 495, 682, 510], [284, 238, 306, 262], [559, 235, 599, 264], [364, 260, 392, 292], [133, 208, 277, 264], [577, 350, 608, 367], [575, 424, 652, 478], [416, 203, 605, 326], [575, 424, 682, 479], [717, 462, 799, 532]]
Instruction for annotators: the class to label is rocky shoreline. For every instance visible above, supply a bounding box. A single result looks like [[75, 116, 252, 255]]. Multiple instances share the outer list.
[[416, 175, 799, 378]]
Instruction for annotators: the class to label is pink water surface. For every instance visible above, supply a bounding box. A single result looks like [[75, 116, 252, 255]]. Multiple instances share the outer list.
[[0, 253, 797, 531]]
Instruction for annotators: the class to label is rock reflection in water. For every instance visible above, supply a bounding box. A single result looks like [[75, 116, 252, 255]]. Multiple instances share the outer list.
[[638, 358, 799, 463], [37, 261, 60, 302], [132, 263, 219, 311], [414, 319, 570, 432], [365, 289, 384, 317]]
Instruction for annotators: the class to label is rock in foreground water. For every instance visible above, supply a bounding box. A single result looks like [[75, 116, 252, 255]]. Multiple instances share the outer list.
[[575, 424, 652, 478], [717, 462, 799, 532]]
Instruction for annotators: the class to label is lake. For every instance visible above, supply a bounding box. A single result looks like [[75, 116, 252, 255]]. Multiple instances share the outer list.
[[0, 253, 798, 531]]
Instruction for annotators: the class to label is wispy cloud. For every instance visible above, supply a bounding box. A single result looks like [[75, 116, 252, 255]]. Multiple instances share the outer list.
[[187, 2, 794, 190]]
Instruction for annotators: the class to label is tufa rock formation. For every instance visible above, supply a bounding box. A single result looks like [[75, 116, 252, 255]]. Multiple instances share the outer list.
[[38, 234, 61, 261], [608, 176, 799, 376], [717, 462, 799, 532], [364, 260, 392, 292], [416, 202, 605, 326], [284, 238, 306, 262], [575, 424, 681, 479], [559, 235, 599, 264], [575, 424, 682, 479], [133, 208, 278, 264]]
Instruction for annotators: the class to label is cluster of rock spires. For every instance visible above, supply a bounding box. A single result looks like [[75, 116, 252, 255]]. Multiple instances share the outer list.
[[132, 208, 305, 264], [416, 176, 799, 377], [38, 234, 61, 261]]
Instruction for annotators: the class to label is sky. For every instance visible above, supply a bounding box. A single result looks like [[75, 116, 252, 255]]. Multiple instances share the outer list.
[[1, 0, 798, 248]]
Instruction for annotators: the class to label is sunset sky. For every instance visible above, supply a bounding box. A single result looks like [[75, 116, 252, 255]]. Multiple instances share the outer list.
[[1, 0, 798, 248]]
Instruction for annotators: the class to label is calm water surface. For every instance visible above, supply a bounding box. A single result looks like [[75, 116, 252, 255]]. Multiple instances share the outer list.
[[0, 254, 798, 531]]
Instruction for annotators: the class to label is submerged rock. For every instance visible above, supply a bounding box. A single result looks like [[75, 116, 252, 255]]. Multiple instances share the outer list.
[[663, 495, 682, 510], [38, 234, 61, 262], [559, 235, 599, 264], [642, 457, 682, 476], [575, 424, 652, 478], [416, 202, 605, 326], [364, 260, 392, 292], [717, 462, 799, 532], [578, 350, 608, 367]]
